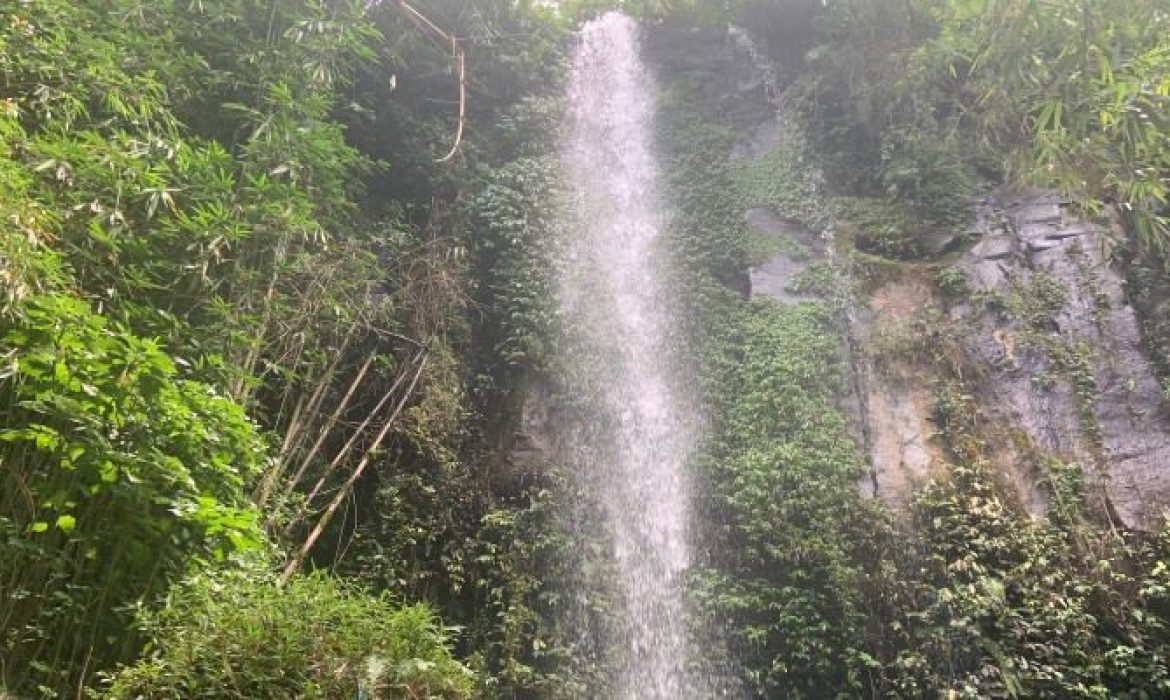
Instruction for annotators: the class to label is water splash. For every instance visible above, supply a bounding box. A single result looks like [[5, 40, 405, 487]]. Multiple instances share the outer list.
[[558, 12, 700, 699]]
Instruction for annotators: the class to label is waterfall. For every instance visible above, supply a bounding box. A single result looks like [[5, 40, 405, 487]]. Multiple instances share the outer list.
[[557, 12, 702, 698]]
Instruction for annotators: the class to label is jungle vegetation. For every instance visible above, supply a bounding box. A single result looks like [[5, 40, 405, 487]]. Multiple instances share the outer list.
[[2, 0, 1170, 697]]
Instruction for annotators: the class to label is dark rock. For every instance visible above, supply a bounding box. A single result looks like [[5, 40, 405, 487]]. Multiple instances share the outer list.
[[1026, 238, 1062, 252], [922, 229, 969, 257], [1047, 223, 1092, 240]]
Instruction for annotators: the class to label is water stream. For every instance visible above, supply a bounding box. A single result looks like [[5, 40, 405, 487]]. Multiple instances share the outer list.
[[558, 12, 700, 698]]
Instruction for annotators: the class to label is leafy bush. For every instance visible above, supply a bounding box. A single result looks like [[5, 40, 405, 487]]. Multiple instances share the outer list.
[[692, 302, 882, 698], [0, 293, 266, 695], [878, 126, 976, 231], [877, 464, 1170, 698], [103, 569, 473, 699]]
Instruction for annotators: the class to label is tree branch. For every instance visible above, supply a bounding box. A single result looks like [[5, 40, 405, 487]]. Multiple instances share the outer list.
[[394, 0, 467, 163]]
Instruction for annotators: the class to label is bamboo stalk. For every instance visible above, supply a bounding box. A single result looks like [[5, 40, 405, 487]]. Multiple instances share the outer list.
[[280, 353, 429, 583], [281, 349, 426, 538], [280, 353, 374, 497], [232, 244, 283, 404], [255, 328, 353, 508], [260, 392, 308, 504]]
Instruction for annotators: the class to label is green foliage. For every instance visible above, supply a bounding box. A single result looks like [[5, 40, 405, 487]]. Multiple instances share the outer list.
[[655, 45, 886, 696], [0, 294, 265, 695], [9, 1, 1169, 698], [936, 266, 971, 299], [732, 122, 833, 232], [804, 0, 1170, 250], [1043, 460, 1089, 529], [852, 266, 1170, 698], [1, 0, 572, 695], [835, 197, 927, 259], [658, 15, 1170, 699], [0, 0, 399, 688], [474, 152, 563, 375], [104, 569, 473, 699], [655, 79, 750, 412], [344, 465, 594, 698], [1127, 257, 1170, 382], [795, 0, 939, 192], [914, 0, 1170, 248], [786, 2, 979, 258], [878, 125, 976, 232], [694, 302, 880, 697], [877, 463, 1170, 698]]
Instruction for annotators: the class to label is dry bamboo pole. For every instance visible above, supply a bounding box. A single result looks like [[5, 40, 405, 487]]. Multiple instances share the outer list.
[[232, 242, 284, 404], [268, 325, 309, 429], [281, 353, 374, 494], [280, 353, 429, 583], [255, 319, 359, 508], [262, 352, 376, 528], [280, 348, 426, 538]]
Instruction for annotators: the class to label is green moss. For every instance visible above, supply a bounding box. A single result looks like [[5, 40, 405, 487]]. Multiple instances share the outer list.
[[786, 261, 836, 296], [730, 119, 833, 233], [1042, 459, 1088, 529], [992, 271, 1103, 442], [835, 196, 925, 259], [847, 249, 910, 293], [935, 266, 970, 299]]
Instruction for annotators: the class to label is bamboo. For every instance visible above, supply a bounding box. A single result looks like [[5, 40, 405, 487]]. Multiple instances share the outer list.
[[281, 353, 374, 496], [255, 322, 356, 508], [280, 353, 429, 583], [281, 349, 425, 538], [262, 352, 376, 528]]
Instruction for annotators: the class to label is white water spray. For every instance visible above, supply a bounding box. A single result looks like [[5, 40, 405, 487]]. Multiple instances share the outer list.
[[558, 12, 700, 698]]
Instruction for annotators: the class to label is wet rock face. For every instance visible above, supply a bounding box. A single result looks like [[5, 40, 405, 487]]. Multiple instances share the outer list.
[[643, 25, 775, 134], [746, 208, 822, 304], [958, 193, 1170, 530], [491, 385, 556, 498], [853, 276, 948, 513]]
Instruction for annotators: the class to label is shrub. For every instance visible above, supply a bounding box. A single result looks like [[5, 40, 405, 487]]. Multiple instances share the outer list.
[[0, 293, 265, 695], [103, 569, 474, 699]]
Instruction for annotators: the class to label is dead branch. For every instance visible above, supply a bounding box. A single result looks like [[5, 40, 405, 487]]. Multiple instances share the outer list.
[[435, 37, 466, 163], [394, 0, 467, 163]]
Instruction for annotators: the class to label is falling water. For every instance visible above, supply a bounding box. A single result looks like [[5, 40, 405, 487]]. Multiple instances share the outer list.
[[558, 12, 700, 698]]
